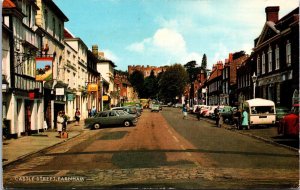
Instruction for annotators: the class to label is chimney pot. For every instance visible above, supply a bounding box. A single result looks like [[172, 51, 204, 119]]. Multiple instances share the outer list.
[[265, 6, 280, 23]]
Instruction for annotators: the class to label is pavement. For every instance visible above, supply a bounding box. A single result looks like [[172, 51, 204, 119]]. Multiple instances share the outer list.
[[194, 115, 299, 151], [2, 120, 87, 167]]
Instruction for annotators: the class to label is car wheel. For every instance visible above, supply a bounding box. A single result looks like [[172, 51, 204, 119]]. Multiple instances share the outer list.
[[124, 120, 131, 127], [93, 123, 101, 129]]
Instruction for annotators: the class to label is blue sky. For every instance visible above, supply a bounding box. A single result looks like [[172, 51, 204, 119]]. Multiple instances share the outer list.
[[53, 0, 299, 71]]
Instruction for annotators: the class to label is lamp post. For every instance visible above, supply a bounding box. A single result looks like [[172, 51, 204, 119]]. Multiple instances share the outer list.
[[205, 87, 208, 106], [100, 75, 103, 111], [252, 72, 257, 99]]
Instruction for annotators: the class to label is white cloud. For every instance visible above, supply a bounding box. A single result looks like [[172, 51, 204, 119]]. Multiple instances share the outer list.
[[126, 38, 151, 53], [102, 49, 120, 63], [153, 28, 186, 55]]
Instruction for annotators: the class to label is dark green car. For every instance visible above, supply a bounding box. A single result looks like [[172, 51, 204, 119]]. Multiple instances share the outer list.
[[275, 107, 289, 121], [84, 110, 138, 129]]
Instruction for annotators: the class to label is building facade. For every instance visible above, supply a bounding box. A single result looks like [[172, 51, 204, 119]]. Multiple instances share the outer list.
[[253, 6, 299, 108], [2, 0, 44, 137]]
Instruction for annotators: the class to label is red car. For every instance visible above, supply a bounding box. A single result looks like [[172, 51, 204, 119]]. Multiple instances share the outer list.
[[278, 104, 299, 137]]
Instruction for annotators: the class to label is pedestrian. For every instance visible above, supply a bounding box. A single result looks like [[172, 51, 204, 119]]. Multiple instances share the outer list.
[[56, 111, 64, 136], [219, 111, 224, 128], [75, 108, 81, 125], [196, 106, 201, 121], [235, 109, 242, 130], [91, 106, 96, 117], [214, 107, 220, 127], [88, 109, 91, 118], [182, 104, 188, 119], [241, 109, 249, 130], [62, 111, 68, 132]]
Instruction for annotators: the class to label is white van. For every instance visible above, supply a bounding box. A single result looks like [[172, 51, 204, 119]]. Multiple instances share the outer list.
[[243, 98, 276, 128]]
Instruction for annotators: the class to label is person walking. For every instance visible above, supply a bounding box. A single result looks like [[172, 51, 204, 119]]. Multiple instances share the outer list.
[[214, 107, 220, 127], [241, 109, 249, 130], [196, 106, 201, 121], [75, 108, 81, 125], [91, 106, 96, 117], [62, 111, 68, 132], [56, 111, 64, 136], [182, 104, 188, 119]]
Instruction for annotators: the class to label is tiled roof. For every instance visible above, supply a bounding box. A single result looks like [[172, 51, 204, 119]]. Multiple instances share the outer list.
[[64, 28, 74, 38], [2, 0, 16, 8]]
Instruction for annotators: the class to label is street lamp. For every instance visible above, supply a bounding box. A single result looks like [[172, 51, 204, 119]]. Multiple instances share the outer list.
[[100, 75, 103, 111], [205, 87, 208, 106], [252, 72, 257, 99]]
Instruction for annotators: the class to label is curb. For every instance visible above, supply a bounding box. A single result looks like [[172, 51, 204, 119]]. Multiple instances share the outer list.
[[190, 114, 298, 152], [3, 131, 84, 169]]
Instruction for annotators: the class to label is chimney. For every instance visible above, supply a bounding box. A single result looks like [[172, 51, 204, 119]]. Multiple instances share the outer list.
[[265, 6, 280, 23], [92, 45, 98, 58]]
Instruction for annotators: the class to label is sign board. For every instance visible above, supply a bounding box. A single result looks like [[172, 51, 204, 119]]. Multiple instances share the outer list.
[[56, 88, 64, 95], [67, 94, 75, 101], [87, 83, 98, 92], [102, 95, 109, 101], [35, 57, 53, 81]]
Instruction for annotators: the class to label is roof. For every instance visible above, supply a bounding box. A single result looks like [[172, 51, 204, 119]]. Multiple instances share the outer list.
[[2, 0, 16, 8], [245, 98, 275, 106], [44, 0, 69, 22], [64, 28, 74, 38], [99, 59, 117, 68]]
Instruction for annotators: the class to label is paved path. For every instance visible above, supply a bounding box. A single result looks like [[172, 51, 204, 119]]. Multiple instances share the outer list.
[[2, 121, 86, 166]]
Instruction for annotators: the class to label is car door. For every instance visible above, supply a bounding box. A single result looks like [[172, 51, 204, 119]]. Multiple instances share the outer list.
[[99, 112, 110, 125]]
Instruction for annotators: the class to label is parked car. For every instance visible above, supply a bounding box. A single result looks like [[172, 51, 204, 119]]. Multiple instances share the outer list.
[[200, 106, 210, 116], [84, 110, 138, 129], [278, 104, 299, 137], [220, 106, 237, 124], [111, 106, 141, 117], [151, 104, 160, 112], [275, 107, 289, 121], [174, 103, 183, 108]]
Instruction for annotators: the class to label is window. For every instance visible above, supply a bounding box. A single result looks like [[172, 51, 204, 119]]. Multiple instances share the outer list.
[[58, 24, 62, 41], [26, 4, 31, 27], [257, 55, 261, 76], [268, 46, 272, 72], [44, 10, 48, 30], [286, 40, 291, 65], [53, 17, 56, 37], [262, 52, 265, 74], [275, 45, 280, 70]]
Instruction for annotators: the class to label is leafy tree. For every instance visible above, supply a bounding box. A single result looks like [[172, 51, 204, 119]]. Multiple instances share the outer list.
[[129, 70, 145, 98], [184, 60, 202, 106], [201, 54, 207, 70], [158, 64, 188, 103], [143, 70, 158, 99]]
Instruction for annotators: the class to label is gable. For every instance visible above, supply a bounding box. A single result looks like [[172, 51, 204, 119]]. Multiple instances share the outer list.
[[256, 22, 280, 47]]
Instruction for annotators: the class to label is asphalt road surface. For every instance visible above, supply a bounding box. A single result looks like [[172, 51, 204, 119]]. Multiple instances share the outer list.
[[3, 108, 299, 189]]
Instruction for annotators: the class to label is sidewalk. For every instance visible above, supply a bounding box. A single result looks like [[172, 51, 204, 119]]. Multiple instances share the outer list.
[[2, 120, 86, 167], [193, 114, 298, 151]]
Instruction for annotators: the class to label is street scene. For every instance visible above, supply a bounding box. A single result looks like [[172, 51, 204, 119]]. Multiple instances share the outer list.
[[3, 108, 299, 189], [1, 0, 299, 189]]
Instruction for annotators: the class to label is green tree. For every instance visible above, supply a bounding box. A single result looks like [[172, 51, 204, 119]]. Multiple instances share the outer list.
[[144, 70, 158, 99], [158, 64, 188, 103], [201, 54, 207, 70], [184, 60, 202, 106], [129, 70, 145, 98]]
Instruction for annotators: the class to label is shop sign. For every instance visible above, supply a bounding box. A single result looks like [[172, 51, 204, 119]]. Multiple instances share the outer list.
[[56, 88, 64, 95], [67, 94, 75, 101], [87, 84, 98, 92], [35, 57, 53, 81], [102, 95, 109, 101]]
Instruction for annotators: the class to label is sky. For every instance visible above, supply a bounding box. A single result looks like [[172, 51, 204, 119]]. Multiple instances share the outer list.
[[53, 0, 299, 71]]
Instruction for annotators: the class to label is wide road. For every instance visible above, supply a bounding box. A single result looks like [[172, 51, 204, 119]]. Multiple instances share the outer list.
[[3, 108, 299, 189]]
